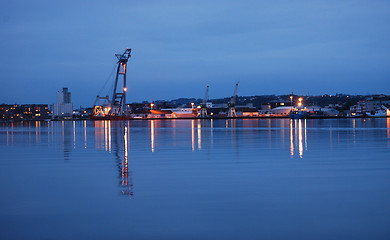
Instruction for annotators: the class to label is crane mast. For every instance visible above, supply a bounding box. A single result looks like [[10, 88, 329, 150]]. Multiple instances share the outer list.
[[111, 48, 131, 116], [228, 82, 239, 117], [199, 85, 209, 117], [92, 48, 132, 118]]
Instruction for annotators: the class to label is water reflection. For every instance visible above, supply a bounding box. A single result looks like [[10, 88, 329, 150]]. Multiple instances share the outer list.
[[94, 121, 104, 149], [197, 120, 202, 150], [3, 118, 390, 200], [191, 120, 195, 151], [93, 120, 133, 198], [210, 119, 213, 145], [35, 121, 40, 144], [109, 122, 133, 198], [84, 120, 87, 148], [290, 119, 307, 158], [151, 120, 155, 152], [62, 121, 72, 160], [352, 119, 356, 144], [290, 120, 294, 157], [121, 124, 133, 198], [387, 118, 390, 139]]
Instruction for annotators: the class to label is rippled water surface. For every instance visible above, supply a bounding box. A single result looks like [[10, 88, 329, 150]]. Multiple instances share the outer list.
[[1, 119, 390, 239]]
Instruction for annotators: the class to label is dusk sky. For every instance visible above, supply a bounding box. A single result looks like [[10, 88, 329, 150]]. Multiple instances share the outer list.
[[1, 0, 390, 107]]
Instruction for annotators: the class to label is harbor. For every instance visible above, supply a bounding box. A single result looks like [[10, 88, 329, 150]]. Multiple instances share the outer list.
[[2, 1, 390, 239], [1, 49, 389, 122]]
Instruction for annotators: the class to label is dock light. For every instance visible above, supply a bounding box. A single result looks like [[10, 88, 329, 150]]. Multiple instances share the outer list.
[[123, 87, 127, 92]]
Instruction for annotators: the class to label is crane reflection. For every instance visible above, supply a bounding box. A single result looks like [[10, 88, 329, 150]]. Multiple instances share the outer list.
[[121, 124, 133, 198], [94, 120, 133, 199]]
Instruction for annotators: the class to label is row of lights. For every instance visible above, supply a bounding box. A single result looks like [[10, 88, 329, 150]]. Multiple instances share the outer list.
[[149, 98, 303, 110], [150, 102, 201, 110]]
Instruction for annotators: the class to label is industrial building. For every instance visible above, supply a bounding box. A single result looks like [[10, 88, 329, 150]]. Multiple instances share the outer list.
[[52, 88, 73, 118]]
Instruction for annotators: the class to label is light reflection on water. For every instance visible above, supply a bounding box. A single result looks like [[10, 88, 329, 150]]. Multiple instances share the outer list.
[[1, 119, 390, 239], [3, 118, 389, 160], [2, 118, 390, 163], [388, 117, 390, 140], [151, 120, 155, 152]]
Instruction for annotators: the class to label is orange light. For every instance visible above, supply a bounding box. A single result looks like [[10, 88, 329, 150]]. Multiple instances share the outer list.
[[123, 87, 127, 92], [290, 96, 293, 99], [298, 97, 302, 102]]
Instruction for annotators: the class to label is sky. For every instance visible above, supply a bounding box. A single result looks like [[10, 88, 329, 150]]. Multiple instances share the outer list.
[[1, 0, 390, 107]]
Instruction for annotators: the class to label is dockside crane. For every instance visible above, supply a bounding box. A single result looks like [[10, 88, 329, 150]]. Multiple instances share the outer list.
[[228, 82, 239, 117], [199, 85, 209, 117], [93, 48, 132, 117], [111, 48, 131, 116]]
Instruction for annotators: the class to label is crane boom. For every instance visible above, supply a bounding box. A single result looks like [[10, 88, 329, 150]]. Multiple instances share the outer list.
[[228, 82, 239, 117], [199, 85, 209, 117], [231, 81, 239, 105]]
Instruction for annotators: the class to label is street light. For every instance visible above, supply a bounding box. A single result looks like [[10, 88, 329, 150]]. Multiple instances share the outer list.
[[150, 103, 154, 109], [290, 96, 293, 111], [298, 97, 302, 107], [191, 102, 194, 109]]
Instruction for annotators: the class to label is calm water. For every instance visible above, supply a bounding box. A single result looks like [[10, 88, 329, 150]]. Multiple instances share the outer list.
[[1, 119, 390, 239]]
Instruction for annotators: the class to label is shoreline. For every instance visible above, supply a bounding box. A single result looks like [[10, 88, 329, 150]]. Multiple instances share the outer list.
[[1, 115, 389, 123]]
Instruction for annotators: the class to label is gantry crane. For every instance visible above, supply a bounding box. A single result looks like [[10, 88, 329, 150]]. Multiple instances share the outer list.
[[228, 82, 239, 117], [93, 49, 131, 117], [111, 49, 131, 116], [199, 85, 209, 117]]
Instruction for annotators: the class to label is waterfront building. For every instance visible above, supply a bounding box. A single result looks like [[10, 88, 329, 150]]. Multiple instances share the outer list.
[[365, 95, 390, 112], [0, 104, 50, 121], [52, 88, 73, 118], [349, 95, 390, 116], [241, 108, 259, 117], [350, 101, 367, 115]]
